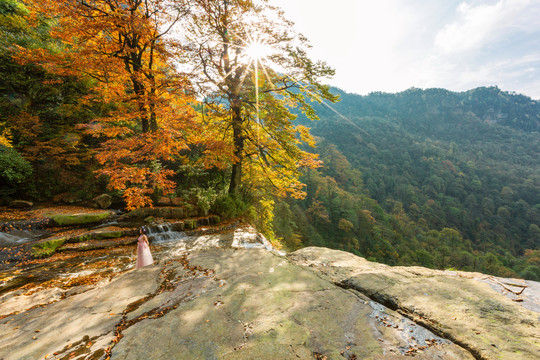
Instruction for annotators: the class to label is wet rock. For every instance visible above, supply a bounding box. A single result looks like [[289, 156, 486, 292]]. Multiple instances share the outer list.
[[9, 200, 33, 209], [30, 228, 139, 257], [0, 218, 50, 233], [67, 229, 137, 242], [90, 194, 112, 209]]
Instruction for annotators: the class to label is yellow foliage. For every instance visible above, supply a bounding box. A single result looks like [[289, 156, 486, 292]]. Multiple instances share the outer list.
[[0, 128, 12, 147]]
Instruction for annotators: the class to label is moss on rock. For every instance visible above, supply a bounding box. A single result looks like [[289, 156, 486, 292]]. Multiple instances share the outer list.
[[46, 211, 114, 226], [31, 238, 66, 258], [184, 220, 197, 230]]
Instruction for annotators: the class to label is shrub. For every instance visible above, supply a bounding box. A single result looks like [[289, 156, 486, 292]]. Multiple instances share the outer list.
[[195, 187, 218, 216], [0, 145, 32, 199], [211, 193, 249, 219], [519, 265, 540, 281]]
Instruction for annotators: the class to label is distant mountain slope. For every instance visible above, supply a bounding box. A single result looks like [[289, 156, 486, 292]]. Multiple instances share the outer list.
[[315, 86, 540, 133], [279, 87, 540, 280]]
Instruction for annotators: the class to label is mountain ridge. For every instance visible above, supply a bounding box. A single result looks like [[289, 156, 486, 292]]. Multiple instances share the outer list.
[[276, 85, 540, 280], [316, 86, 540, 134]]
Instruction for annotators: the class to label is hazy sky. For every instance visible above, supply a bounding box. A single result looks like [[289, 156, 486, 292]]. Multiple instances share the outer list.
[[270, 0, 540, 99]]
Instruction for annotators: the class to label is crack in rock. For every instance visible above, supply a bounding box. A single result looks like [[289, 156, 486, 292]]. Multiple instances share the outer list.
[[334, 280, 486, 360], [101, 254, 220, 359]]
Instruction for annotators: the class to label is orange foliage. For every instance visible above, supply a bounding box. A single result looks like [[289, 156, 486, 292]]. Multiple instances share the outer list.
[[9, 112, 85, 168], [17, 0, 226, 209]]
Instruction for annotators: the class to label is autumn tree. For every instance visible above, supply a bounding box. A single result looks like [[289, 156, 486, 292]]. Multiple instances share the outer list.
[[184, 0, 337, 199], [0, 0, 98, 200], [18, 0, 202, 209]]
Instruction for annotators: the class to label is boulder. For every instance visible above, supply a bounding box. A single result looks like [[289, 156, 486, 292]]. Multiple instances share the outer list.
[[90, 194, 112, 209], [9, 200, 33, 209]]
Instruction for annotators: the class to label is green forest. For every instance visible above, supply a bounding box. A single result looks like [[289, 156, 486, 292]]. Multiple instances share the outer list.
[[1, 1, 539, 280], [273, 87, 540, 280]]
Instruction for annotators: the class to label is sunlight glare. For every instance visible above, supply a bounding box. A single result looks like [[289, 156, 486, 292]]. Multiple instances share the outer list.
[[245, 39, 270, 61]]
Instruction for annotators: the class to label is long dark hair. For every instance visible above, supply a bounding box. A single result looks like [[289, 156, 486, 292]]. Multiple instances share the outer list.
[[140, 226, 148, 235]]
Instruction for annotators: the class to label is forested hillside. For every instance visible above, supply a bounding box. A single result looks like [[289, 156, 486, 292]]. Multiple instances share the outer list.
[[274, 87, 540, 280]]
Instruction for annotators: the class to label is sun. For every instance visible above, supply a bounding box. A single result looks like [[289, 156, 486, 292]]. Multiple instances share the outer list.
[[245, 38, 270, 61]]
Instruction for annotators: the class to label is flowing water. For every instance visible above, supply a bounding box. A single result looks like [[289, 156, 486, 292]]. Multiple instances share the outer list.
[[147, 224, 187, 243], [0, 229, 50, 247]]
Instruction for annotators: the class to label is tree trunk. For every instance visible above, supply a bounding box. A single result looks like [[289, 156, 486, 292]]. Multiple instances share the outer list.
[[229, 102, 243, 194], [130, 77, 150, 133]]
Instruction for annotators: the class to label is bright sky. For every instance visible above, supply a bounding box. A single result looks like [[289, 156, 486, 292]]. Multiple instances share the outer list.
[[270, 0, 540, 99]]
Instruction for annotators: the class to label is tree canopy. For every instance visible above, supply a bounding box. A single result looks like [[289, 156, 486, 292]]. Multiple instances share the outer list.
[[5, 0, 334, 213], [17, 0, 211, 209], [183, 0, 336, 198]]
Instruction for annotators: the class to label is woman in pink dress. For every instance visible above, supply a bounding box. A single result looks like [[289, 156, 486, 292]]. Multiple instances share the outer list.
[[136, 227, 154, 268]]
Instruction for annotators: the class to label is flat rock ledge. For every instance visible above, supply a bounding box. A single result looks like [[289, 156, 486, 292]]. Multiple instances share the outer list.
[[288, 247, 540, 360], [0, 246, 538, 360]]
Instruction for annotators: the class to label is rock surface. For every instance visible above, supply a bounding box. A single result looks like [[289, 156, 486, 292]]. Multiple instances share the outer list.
[[1, 236, 538, 360], [121, 207, 196, 220], [288, 247, 540, 360], [90, 194, 112, 209], [45, 211, 114, 226]]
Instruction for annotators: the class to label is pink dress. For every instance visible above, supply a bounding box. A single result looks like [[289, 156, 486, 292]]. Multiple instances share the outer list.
[[136, 235, 154, 268]]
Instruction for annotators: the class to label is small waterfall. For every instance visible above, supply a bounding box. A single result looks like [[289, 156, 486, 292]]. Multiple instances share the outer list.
[[147, 223, 187, 243]]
